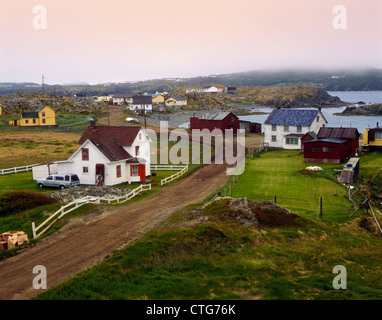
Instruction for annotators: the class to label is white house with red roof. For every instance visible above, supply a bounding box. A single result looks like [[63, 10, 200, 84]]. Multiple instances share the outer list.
[[57, 119, 151, 186]]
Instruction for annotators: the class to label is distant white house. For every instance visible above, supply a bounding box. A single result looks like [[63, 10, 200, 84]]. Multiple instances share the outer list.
[[56, 119, 151, 186], [186, 86, 223, 94], [112, 93, 137, 105], [264, 107, 328, 150], [129, 95, 153, 113], [201, 86, 222, 93]]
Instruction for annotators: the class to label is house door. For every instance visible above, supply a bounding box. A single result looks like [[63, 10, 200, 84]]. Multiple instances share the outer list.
[[95, 164, 105, 186], [138, 164, 146, 181]]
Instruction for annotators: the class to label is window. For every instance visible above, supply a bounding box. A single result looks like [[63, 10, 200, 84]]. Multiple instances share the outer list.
[[316, 116, 320, 122], [33, 119, 36, 124], [47, 176, 53, 180], [42, 119, 46, 124], [116, 165, 121, 178], [65, 176, 70, 181], [82, 148, 89, 160], [376, 132, 382, 139], [312, 147, 321, 152], [284, 125, 289, 132], [83, 167, 89, 173], [286, 137, 298, 145], [135, 146, 140, 156], [271, 135, 277, 142], [25, 120, 29, 124], [272, 125, 277, 131], [231, 117, 235, 122], [42, 112, 45, 117], [323, 147, 332, 152], [297, 126, 302, 132], [139, 133, 142, 140], [131, 166, 139, 176], [55, 176, 64, 181]]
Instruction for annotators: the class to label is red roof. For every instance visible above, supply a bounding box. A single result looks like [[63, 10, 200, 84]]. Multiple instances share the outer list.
[[78, 126, 141, 162], [317, 127, 359, 140]]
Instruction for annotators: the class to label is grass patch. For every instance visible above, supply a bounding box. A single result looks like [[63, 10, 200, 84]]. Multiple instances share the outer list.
[[33, 203, 382, 300], [229, 150, 351, 224]]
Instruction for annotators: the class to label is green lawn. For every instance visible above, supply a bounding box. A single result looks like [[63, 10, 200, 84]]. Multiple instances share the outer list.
[[230, 150, 353, 223], [0, 172, 48, 195]]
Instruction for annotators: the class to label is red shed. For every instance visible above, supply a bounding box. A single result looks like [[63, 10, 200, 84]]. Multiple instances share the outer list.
[[190, 112, 241, 135], [304, 127, 360, 163], [304, 138, 354, 163], [316, 127, 360, 155]]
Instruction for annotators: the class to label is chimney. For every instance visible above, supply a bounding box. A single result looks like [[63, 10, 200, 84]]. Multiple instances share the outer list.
[[277, 106, 281, 110], [318, 106, 322, 111], [89, 117, 96, 128], [92, 129, 100, 145]]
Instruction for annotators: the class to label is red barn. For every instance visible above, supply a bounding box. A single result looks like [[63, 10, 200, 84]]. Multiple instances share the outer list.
[[190, 112, 241, 135], [304, 127, 360, 163]]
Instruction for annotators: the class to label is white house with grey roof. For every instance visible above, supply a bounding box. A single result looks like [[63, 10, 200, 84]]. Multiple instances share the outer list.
[[264, 107, 328, 150]]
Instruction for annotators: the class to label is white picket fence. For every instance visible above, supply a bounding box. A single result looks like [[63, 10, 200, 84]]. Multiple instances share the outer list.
[[160, 165, 189, 186], [0, 164, 36, 175], [32, 184, 151, 239]]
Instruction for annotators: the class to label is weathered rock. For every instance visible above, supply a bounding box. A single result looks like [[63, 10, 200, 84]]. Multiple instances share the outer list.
[[47, 185, 130, 203]]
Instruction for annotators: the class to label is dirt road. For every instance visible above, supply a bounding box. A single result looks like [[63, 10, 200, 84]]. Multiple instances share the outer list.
[[0, 162, 229, 300]]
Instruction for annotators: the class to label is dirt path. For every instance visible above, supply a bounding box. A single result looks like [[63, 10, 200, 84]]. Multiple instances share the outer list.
[[0, 162, 229, 300]]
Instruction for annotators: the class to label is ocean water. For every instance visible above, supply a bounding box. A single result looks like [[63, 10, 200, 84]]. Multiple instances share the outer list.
[[237, 91, 382, 133], [327, 91, 382, 104]]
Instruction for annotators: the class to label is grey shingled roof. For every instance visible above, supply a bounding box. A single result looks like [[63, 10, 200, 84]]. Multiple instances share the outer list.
[[205, 112, 236, 121], [264, 109, 322, 126]]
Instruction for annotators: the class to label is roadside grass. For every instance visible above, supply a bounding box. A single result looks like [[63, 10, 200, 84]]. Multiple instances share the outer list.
[[33, 202, 382, 300], [228, 150, 352, 224], [0, 201, 96, 260]]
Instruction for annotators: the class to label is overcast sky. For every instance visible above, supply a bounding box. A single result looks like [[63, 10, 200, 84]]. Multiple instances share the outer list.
[[0, 0, 381, 84]]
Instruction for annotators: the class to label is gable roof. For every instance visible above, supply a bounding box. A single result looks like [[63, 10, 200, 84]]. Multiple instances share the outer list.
[[205, 112, 237, 121], [113, 93, 138, 98], [264, 109, 324, 126], [78, 126, 141, 162], [132, 95, 152, 104], [167, 96, 186, 101], [317, 127, 359, 140]]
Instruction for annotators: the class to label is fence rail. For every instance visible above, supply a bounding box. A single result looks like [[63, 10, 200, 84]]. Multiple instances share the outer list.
[[150, 164, 186, 171], [32, 184, 151, 239], [160, 165, 189, 186], [0, 164, 37, 175]]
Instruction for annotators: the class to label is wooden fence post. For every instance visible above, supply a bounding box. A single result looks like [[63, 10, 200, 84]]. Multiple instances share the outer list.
[[318, 197, 323, 218], [273, 195, 277, 204]]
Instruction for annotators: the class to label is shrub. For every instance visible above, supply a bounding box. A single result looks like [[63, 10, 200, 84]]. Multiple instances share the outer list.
[[0, 191, 58, 217]]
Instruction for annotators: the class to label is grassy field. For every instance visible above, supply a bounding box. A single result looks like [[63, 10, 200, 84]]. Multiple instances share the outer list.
[[228, 150, 352, 224], [0, 131, 81, 168], [33, 199, 382, 300]]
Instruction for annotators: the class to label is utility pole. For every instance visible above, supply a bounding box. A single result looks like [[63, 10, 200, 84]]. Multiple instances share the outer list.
[[42, 74, 44, 94], [54, 85, 57, 109]]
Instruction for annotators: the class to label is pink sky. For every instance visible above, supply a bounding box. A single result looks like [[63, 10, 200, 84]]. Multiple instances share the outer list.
[[0, 0, 381, 84]]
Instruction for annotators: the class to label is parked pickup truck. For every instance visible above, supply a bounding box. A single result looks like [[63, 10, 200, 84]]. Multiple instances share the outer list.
[[36, 174, 80, 190]]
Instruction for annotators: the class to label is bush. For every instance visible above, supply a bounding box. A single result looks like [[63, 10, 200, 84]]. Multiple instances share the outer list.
[[0, 191, 58, 217]]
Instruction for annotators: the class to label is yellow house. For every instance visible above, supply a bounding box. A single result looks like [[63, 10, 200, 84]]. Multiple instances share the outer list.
[[363, 127, 382, 150], [9, 106, 56, 127], [165, 96, 187, 108], [152, 94, 165, 104], [92, 95, 111, 102], [0, 104, 2, 116]]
